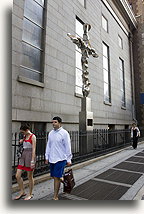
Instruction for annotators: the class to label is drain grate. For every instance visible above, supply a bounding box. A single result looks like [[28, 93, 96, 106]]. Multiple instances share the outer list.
[[135, 152, 144, 157], [69, 180, 129, 200], [113, 161, 144, 173], [59, 195, 71, 200], [95, 169, 142, 185], [126, 156, 144, 163]]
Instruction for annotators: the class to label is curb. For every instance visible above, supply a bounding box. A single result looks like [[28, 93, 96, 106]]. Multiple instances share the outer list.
[[133, 184, 144, 200]]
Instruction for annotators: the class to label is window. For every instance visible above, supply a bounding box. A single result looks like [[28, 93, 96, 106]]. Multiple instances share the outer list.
[[119, 58, 126, 107], [118, 35, 123, 49], [20, 0, 45, 82], [33, 122, 46, 158], [75, 17, 84, 96], [77, 0, 86, 8], [103, 42, 111, 103], [102, 15, 108, 32], [34, 122, 46, 132]]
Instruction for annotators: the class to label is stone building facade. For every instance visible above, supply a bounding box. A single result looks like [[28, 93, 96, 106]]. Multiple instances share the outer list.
[[12, 0, 137, 133], [128, 0, 144, 128]]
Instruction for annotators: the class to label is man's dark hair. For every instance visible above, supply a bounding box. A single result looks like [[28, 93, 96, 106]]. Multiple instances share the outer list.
[[52, 116, 62, 123], [20, 123, 30, 131]]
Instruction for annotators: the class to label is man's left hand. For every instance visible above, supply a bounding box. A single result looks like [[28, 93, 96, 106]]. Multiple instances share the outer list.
[[67, 162, 71, 166]]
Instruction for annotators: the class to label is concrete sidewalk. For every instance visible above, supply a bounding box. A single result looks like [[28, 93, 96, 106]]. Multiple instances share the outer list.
[[12, 142, 144, 200]]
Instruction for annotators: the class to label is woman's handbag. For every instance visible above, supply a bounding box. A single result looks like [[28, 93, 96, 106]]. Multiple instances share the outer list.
[[63, 168, 75, 193], [16, 143, 23, 158]]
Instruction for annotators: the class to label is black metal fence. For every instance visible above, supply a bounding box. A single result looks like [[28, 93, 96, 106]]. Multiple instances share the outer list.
[[12, 128, 144, 184]]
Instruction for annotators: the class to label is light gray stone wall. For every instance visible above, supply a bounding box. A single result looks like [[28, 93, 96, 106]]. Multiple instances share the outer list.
[[12, 0, 134, 132]]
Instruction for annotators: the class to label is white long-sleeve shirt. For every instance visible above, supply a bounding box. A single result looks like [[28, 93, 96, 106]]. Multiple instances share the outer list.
[[45, 127, 72, 163], [131, 127, 140, 138]]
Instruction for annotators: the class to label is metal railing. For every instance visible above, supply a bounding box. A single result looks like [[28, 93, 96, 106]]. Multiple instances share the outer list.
[[12, 128, 144, 184]]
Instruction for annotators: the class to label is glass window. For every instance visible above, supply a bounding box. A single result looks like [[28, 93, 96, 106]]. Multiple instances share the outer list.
[[103, 42, 111, 103], [102, 15, 108, 32], [104, 82, 109, 102], [76, 18, 83, 38], [34, 122, 46, 132], [75, 18, 83, 95], [104, 82, 109, 96], [118, 35, 123, 49], [103, 44, 108, 57], [119, 58, 126, 107], [119, 58, 123, 70], [35, 0, 45, 7], [24, 0, 44, 26], [103, 56, 108, 70], [76, 68, 83, 88], [22, 18, 43, 48], [103, 69, 108, 83], [77, 0, 86, 8], [33, 122, 46, 158], [20, 66, 42, 82], [21, 42, 41, 71], [120, 78, 124, 91], [76, 51, 82, 70], [21, 0, 45, 82]]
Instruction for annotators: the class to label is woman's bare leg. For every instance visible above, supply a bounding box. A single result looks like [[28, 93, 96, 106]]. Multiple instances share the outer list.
[[14, 169, 25, 199], [24, 171, 34, 200]]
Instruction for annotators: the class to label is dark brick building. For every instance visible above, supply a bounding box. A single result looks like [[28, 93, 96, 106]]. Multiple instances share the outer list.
[[128, 0, 144, 129]]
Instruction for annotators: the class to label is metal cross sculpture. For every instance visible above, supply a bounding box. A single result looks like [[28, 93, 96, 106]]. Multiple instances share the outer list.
[[67, 23, 98, 97]]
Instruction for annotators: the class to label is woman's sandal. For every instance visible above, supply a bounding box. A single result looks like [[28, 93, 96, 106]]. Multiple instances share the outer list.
[[52, 198, 59, 200], [24, 194, 34, 200], [14, 193, 26, 200]]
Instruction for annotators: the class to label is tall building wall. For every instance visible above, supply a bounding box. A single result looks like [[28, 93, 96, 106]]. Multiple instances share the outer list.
[[128, 0, 144, 127], [12, 0, 136, 132]]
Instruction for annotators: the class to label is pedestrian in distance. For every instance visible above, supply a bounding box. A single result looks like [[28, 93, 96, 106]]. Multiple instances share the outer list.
[[14, 123, 36, 200], [131, 123, 140, 149], [45, 116, 72, 200]]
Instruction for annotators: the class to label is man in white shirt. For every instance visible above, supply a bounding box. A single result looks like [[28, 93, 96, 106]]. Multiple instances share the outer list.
[[45, 116, 72, 200]]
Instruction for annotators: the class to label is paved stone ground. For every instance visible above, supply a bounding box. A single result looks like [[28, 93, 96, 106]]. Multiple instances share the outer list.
[[12, 142, 144, 200]]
